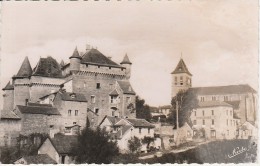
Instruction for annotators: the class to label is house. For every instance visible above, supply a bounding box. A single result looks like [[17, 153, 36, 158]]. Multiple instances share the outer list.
[[172, 122, 193, 145], [158, 105, 172, 118], [238, 121, 257, 140], [190, 101, 240, 140], [14, 154, 57, 164], [99, 116, 155, 153], [38, 134, 78, 164]]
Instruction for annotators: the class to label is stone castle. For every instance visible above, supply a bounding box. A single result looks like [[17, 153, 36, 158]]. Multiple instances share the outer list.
[[0, 47, 137, 146]]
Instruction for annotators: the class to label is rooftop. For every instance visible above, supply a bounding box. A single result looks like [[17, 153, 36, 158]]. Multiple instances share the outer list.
[[13, 56, 33, 78], [2, 81, 14, 90], [16, 105, 60, 115], [197, 101, 232, 108], [0, 110, 21, 120], [18, 154, 57, 164], [50, 134, 78, 154], [171, 58, 192, 76], [120, 54, 132, 65], [125, 118, 155, 128], [117, 80, 136, 95]]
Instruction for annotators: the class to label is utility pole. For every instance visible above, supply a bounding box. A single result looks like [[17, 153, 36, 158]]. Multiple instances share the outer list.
[[176, 101, 179, 146]]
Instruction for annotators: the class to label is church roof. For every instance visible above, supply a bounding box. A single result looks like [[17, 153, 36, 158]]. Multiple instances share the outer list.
[[81, 48, 122, 68], [117, 80, 136, 95], [2, 81, 14, 90], [69, 47, 82, 59], [16, 105, 60, 115], [14, 56, 33, 78], [32, 56, 63, 78], [171, 58, 192, 76], [191, 84, 256, 95], [120, 54, 132, 64], [197, 101, 232, 108]]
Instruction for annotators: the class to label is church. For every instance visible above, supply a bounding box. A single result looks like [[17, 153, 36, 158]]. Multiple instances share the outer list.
[[171, 58, 257, 140], [0, 46, 137, 146]]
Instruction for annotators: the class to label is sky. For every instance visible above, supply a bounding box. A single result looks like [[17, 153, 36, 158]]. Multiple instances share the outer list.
[[0, 0, 258, 107]]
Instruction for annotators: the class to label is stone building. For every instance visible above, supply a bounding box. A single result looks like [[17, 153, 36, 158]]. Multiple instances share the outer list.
[[0, 46, 136, 144], [171, 58, 257, 125]]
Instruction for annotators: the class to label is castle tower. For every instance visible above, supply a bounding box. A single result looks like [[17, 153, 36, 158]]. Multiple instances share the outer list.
[[69, 47, 81, 74], [171, 58, 192, 98], [2, 81, 14, 111], [120, 54, 132, 80], [12, 56, 32, 106]]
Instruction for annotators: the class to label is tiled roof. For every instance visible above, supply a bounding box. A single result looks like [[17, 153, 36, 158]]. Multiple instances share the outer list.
[[109, 89, 119, 96], [110, 125, 132, 140], [59, 92, 87, 102], [197, 101, 232, 108], [125, 118, 155, 128], [191, 84, 256, 95], [21, 154, 57, 164], [14, 56, 33, 78], [16, 105, 60, 115], [2, 81, 14, 90], [51, 134, 78, 154], [81, 48, 122, 67], [117, 80, 136, 95], [106, 116, 122, 125], [159, 105, 172, 109], [225, 101, 240, 110], [0, 110, 21, 120], [171, 58, 192, 76], [69, 47, 82, 59], [120, 54, 132, 64], [32, 56, 63, 78], [27, 102, 53, 107]]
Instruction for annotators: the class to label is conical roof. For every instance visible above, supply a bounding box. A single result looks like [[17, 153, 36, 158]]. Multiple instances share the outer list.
[[60, 60, 65, 67], [171, 58, 192, 76], [14, 56, 33, 78], [69, 47, 82, 59], [2, 81, 14, 90], [120, 54, 132, 64]]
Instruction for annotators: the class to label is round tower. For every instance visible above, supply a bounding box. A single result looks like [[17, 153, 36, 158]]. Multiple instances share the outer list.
[[120, 54, 132, 80], [171, 58, 192, 98], [69, 47, 82, 74]]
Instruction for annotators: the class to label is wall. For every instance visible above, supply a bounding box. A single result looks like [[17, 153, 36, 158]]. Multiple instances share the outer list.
[[3, 90, 14, 111], [0, 119, 21, 146], [13, 78, 30, 107], [171, 73, 192, 98], [131, 127, 154, 139]]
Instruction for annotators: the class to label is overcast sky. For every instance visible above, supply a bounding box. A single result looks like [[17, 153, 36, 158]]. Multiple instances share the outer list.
[[0, 0, 258, 107]]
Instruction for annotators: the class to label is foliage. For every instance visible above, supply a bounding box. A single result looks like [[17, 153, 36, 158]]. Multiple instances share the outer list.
[[142, 136, 155, 148], [136, 96, 152, 122], [72, 127, 119, 164], [192, 128, 205, 139], [167, 89, 198, 127], [128, 136, 142, 154], [112, 153, 139, 164]]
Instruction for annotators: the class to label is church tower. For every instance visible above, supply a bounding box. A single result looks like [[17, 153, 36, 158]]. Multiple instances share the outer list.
[[171, 58, 192, 98]]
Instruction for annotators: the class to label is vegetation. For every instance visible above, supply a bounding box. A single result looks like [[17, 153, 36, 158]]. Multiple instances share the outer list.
[[128, 136, 142, 153], [72, 127, 119, 164], [136, 96, 152, 122], [167, 89, 198, 127]]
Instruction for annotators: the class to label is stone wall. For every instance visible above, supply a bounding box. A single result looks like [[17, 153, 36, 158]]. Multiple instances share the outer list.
[[3, 90, 14, 111]]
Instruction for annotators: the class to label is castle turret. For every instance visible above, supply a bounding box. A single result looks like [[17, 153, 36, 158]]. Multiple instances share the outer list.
[[120, 54, 132, 79], [12, 56, 32, 106], [69, 47, 81, 74], [2, 81, 14, 110], [171, 58, 192, 98]]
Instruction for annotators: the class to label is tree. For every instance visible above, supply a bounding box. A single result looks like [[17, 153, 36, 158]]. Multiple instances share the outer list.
[[136, 96, 152, 122], [72, 127, 119, 164], [142, 136, 155, 149], [128, 136, 142, 153], [168, 89, 198, 128]]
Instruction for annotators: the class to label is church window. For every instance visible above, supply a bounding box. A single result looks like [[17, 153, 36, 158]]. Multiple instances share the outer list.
[[68, 110, 71, 116], [95, 108, 99, 114], [96, 83, 101, 89], [91, 96, 95, 103], [75, 110, 78, 116]]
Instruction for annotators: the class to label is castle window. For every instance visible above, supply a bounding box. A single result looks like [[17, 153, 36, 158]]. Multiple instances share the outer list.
[[109, 67, 111, 69], [91, 96, 95, 103], [83, 82, 86, 88], [98, 66, 100, 68], [49, 125, 54, 129], [148, 128, 150, 134], [68, 110, 71, 116], [226, 110, 228, 116], [194, 111, 196, 116], [202, 110, 205, 116], [139, 128, 142, 134], [224, 96, 228, 101], [96, 83, 101, 89], [211, 110, 214, 115], [202, 120, 205, 125], [95, 108, 99, 114], [193, 120, 197, 125], [121, 68, 124, 71], [111, 96, 117, 104], [75, 110, 78, 116], [25, 99, 29, 106], [212, 119, 214, 125]]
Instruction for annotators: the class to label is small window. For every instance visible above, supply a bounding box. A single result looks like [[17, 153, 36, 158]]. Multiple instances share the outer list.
[[227, 130, 229, 136], [230, 110, 232, 116], [203, 120, 205, 125], [49, 125, 54, 129], [212, 119, 214, 125], [200, 97, 204, 102], [86, 64, 88, 68], [96, 83, 101, 89], [91, 96, 95, 103], [180, 76, 183, 80], [121, 68, 124, 71], [25, 99, 29, 106], [194, 111, 196, 116], [226, 119, 228, 126], [148, 128, 150, 134], [193, 120, 197, 125], [98, 66, 100, 68], [139, 128, 142, 134], [212, 96, 216, 101], [95, 108, 99, 114], [109, 67, 111, 69], [73, 122, 77, 125], [211, 110, 214, 115], [68, 110, 71, 116], [226, 110, 228, 115], [202, 110, 205, 116], [75, 110, 78, 116]]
